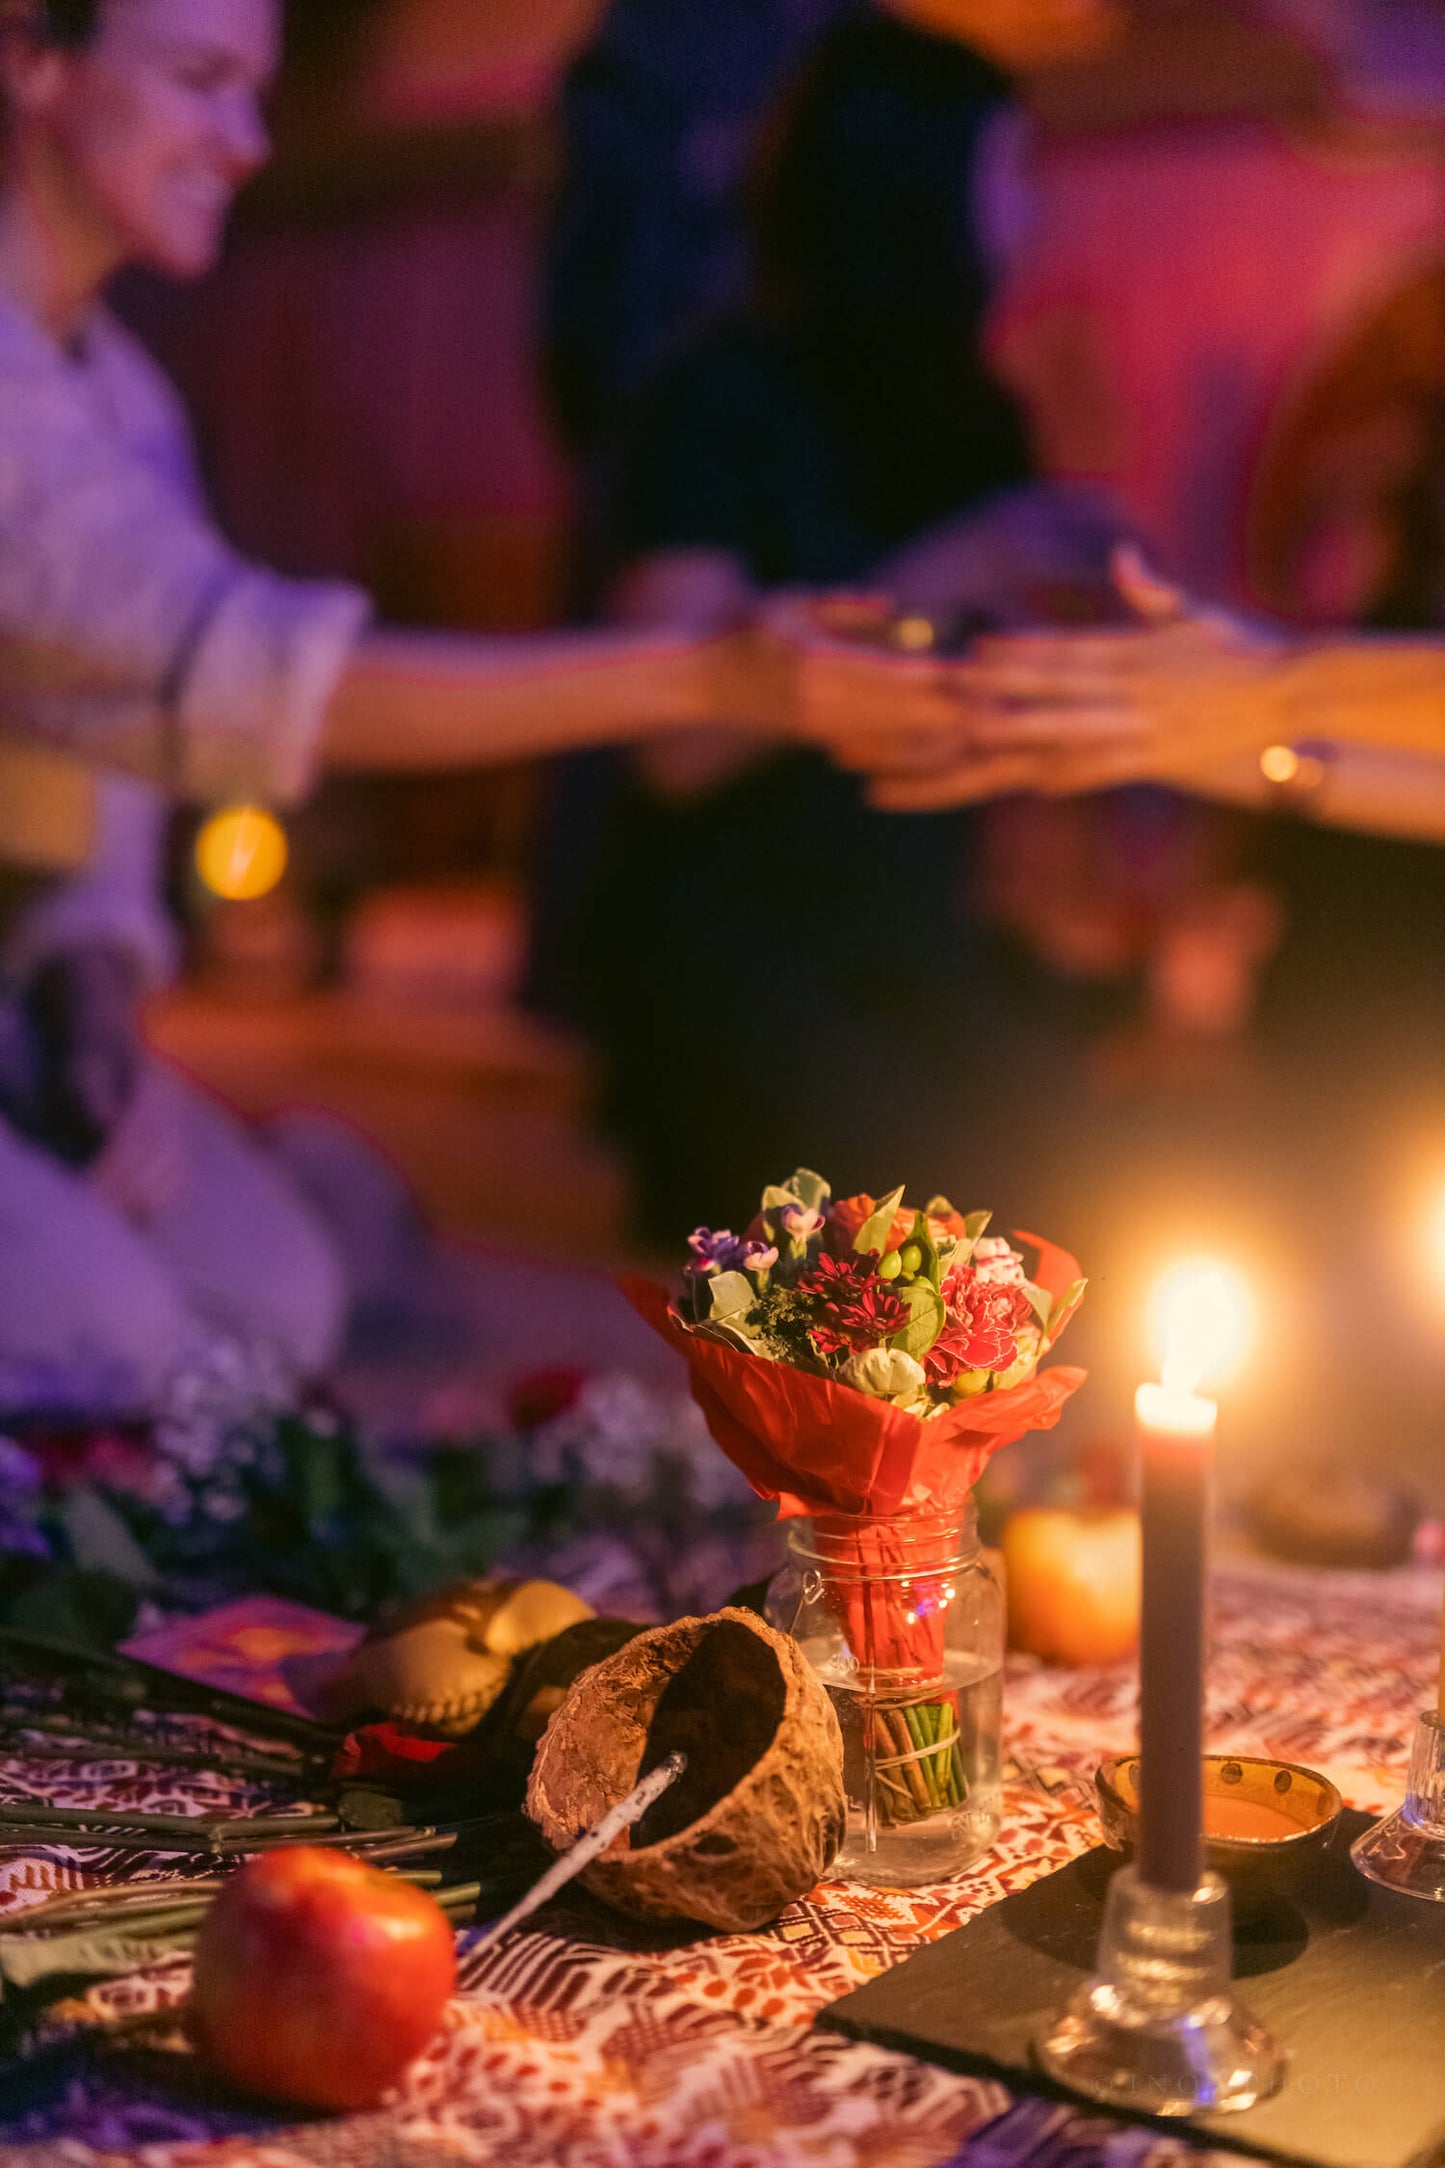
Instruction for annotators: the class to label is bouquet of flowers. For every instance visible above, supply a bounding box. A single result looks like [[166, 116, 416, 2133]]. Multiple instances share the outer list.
[[626, 1168, 1086, 1830]]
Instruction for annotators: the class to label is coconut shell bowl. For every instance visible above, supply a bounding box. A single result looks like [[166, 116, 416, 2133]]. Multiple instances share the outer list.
[[1096, 1753, 1344, 1899], [527, 1608, 846, 1934]]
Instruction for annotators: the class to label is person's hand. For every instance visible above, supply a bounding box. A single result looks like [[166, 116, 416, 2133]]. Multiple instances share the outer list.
[[852, 549, 1300, 810], [756, 590, 981, 769], [612, 547, 779, 797]]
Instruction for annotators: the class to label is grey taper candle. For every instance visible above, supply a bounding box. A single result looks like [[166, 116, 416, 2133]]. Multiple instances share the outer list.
[[1135, 1380, 1215, 1895]]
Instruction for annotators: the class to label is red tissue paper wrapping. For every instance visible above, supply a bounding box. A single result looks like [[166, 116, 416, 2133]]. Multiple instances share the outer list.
[[623, 1235, 1085, 1680]]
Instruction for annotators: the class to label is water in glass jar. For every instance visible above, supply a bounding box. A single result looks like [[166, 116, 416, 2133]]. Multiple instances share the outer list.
[[806, 1640, 1003, 1884]]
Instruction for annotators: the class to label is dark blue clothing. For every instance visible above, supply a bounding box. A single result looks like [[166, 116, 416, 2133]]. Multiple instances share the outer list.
[[556, 322, 1034, 1239], [544, 0, 849, 454]]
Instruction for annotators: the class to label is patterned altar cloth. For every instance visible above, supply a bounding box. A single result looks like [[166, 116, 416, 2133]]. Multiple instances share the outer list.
[[0, 1556, 1437, 2168]]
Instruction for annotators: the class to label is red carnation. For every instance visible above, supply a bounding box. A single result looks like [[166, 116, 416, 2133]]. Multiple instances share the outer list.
[[798, 1251, 910, 1358], [926, 1264, 1033, 1385]]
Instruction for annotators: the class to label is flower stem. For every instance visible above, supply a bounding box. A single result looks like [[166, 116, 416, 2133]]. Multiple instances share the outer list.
[[902, 1702, 940, 1810]]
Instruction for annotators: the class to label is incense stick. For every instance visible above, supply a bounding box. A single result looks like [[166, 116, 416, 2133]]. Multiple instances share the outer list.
[[468, 1752, 686, 1953]]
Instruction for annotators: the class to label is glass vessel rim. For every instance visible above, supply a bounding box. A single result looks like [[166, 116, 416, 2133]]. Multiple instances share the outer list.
[[785, 1505, 980, 1568]]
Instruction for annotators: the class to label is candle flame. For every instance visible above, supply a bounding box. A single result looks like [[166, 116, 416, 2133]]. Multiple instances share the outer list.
[[1151, 1260, 1252, 1395]]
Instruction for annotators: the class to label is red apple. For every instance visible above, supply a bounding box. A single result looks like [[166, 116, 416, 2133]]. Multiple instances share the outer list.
[[1002, 1507, 1141, 1668], [190, 1846, 456, 2110]]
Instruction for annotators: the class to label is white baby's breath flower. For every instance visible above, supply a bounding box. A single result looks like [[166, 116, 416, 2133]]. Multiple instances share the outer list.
[[153, 1331, 295, 1482], [532, 1373, 670, 1493]]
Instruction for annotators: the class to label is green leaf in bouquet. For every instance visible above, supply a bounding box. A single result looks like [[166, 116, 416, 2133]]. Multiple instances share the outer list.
[[1046, 1277, 1089, 1345], [702, 1269, 759, 1333], [962, 1209, 992, 1246], [1022, 1279, 1053, 1330], [760, 1168, 829, 1219], [693, 1318, 768, 1357], [853, 1184, 906, 1259], [890, 1279, 946, 1361], [924, 1195, 957, 1222], [907, 1209, 943, 1291], [784, 1168, 830, 1213]]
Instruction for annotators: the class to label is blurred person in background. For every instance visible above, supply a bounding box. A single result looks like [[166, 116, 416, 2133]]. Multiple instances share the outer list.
[[0, 0, 960, 1417], [544, 0, 847, 468], [802, 251, 1443, 1489], [539, 5, 1273, 1245]]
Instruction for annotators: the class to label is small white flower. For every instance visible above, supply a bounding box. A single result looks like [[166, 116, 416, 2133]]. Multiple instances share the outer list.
[[972, 1236, 1027, 1286], [840, 1347, 929, 1406], [532, 1372, 679, 1493]]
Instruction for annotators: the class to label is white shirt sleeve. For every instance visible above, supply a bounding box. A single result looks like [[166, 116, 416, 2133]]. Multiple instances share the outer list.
[[0, 342, 369, 806]]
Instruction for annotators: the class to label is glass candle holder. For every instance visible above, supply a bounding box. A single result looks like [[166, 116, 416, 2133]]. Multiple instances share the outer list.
[[766, 1506, 1003, 1886], [1351, 1710, 1445, 1903], [1035, 1864, 1285, 2114]]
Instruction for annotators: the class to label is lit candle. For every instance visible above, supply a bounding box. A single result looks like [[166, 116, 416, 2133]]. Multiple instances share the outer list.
[[1134, 1265, 1249, 1895]]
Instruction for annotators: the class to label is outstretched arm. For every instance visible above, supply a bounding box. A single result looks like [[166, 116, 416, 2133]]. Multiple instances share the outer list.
[[320, 620, 751, 772], [940, 552, 1445, 777], [807, 552, 1445, 837]]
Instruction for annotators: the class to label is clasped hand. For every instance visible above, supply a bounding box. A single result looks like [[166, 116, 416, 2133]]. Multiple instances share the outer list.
[[771, 549, 1296, 809]]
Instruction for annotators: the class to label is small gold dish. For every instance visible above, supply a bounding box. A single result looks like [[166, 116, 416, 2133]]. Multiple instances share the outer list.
[[1096, 1753, 1344, 1894]]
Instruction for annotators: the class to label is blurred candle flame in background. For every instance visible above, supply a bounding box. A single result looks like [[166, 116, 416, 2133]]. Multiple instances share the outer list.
[[195, 806, 289, 903], [1150, 1260, 1253, 1396], [1427, 1178, 1445, 1305]]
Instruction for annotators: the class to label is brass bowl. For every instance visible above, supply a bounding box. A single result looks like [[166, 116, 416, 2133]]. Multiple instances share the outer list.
[[1096, 1753, 1344, 1895]]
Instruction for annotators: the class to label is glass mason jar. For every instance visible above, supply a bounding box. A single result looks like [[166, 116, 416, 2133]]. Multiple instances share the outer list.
[[766, 1506, 1003, 1886]]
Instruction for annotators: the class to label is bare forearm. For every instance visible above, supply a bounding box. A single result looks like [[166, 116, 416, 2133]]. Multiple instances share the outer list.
[[1278, 637, 1445, 758], [1190, 743, 1445, 843], [320, 623, 734, 772]]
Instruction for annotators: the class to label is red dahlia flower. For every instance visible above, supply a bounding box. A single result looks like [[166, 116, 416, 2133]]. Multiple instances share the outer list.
[[798, 1251, 911, 1357]]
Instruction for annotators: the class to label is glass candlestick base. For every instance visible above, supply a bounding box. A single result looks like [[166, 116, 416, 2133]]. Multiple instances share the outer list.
[[1035, 1865, 1285, 2115], [1352, 1711, 1445, 1903]]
